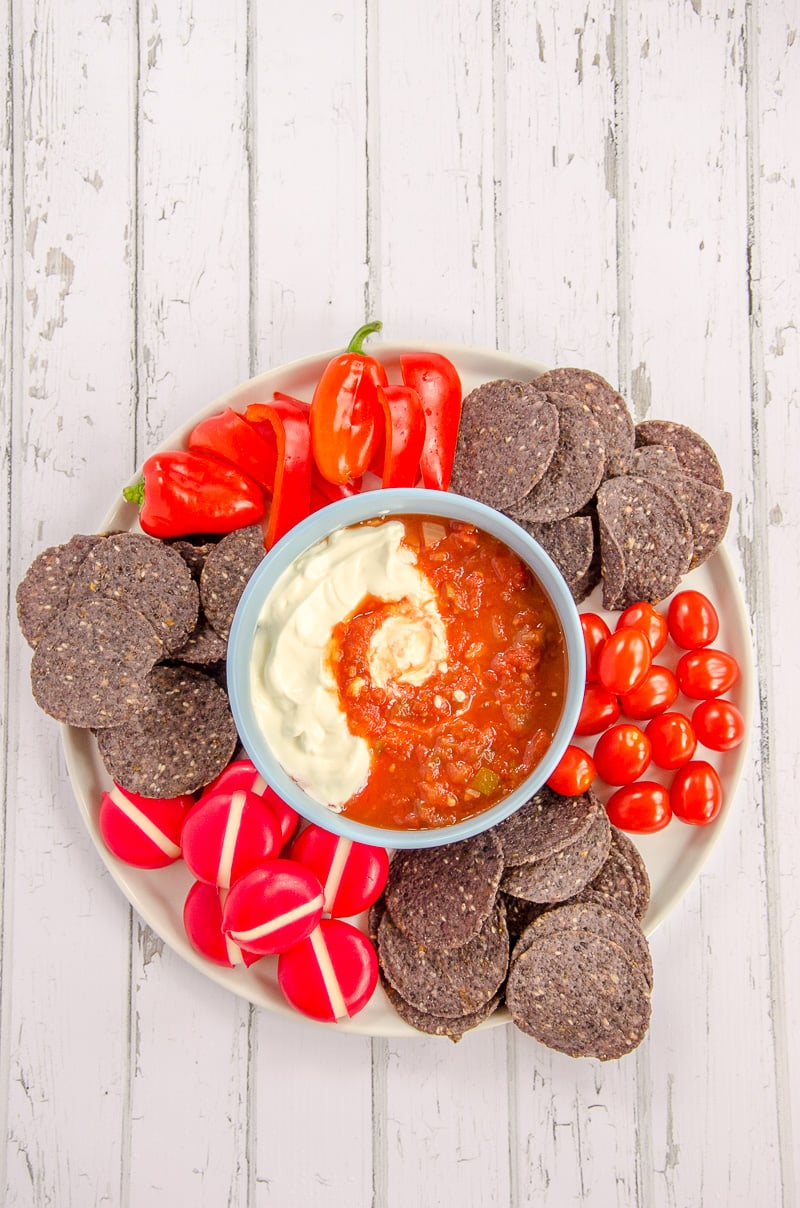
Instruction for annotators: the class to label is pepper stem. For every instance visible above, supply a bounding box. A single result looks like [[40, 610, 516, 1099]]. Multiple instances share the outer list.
[[346, 320, 382, 355], [123, 479, 145, 507]]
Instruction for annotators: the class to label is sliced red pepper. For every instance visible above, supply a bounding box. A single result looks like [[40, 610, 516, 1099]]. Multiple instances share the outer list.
[[371, 384, 426, 488], [399, 352, 462, 491], [247, 391, 362, 512], [123, 450, 265, 538], [243, 397, 312, 549], [188, 407, 278, 493], [310, 320, 387, 485]]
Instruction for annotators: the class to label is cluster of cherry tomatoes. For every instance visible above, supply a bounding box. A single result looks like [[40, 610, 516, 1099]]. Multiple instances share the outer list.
[[547, 590, 745, 833]]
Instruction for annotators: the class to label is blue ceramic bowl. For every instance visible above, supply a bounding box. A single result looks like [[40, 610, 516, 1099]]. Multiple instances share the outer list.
[[227, 489, 585, 850]]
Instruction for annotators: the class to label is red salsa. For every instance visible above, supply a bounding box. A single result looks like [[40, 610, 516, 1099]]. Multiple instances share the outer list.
[[328, 516, 567, 829]]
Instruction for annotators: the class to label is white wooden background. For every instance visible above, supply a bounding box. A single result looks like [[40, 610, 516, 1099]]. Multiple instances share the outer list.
[[1, 1, 798, 1205]]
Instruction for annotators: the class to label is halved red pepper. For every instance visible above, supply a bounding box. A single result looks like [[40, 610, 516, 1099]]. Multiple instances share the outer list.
[[399, 352, 462, 491], [188, 407, 278, 493], [244, 396, 312, 548], [123, 450, 265, 538], [310, 321, 388, 485], [370, 384, 426, 488]]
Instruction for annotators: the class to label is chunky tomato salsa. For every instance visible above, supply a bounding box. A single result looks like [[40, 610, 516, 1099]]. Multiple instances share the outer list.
[[328, 515, 566, 829]]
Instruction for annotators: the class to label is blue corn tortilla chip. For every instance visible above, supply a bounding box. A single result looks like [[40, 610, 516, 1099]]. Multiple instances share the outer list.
[[450, 379, 559, 509], [69, 531, 199, 656], [596, 475, 693, 608], [531, 367, 634, 479], [384, 830, 504, 949], [30, 597, 162, 729], [377, 901, 509, 1019], [94, 663, 238, 797]]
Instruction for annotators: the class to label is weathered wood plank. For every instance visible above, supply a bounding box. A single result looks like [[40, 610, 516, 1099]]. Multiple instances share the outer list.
[[125, 4, 254, 1205], [382, 1031, 512, 1208], [2, 1, 138, 1203], [367, 0, 497, 346], [498, 0, 620, 376], [748, 1, 800, 1200], [623, 4, 783, 1205], [250, 1, 370, 372]]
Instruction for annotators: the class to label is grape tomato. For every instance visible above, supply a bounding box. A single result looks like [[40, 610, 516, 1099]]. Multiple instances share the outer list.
[[596, 629, 652, 696], [692, 699, 745, 751], [677, 648, 740, 700], [593, 723, 651, 785], [616, 601, 668, 655], [668, 590, 720, 649], [645, 712, 697, 770], [547, 745, 596, 795], [575, 683, 621, 736], [605, 782, 672, 834], [670, 760, 723, 825], [618, 665, 679, 721], [581, 613, 611, 682]]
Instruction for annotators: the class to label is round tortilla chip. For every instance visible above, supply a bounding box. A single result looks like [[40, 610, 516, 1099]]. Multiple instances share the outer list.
[[450, 380, 559, 509], [635, 419, 725, 489], [631, 445, 681, 477], [505, 929, 651, 1060], [512, 899, 653, 990], [578, 828, 650, 922], [532, 368, 634, 479], [200, 525, 266, 640], [633, 465, 732, 570], [597, 513, 627, 611], [169, 614, 228, 666], [518, 515, 595, 603], [30, 597, 161, 728], [492, 786, 601, 866], [500, 808, 611, 904], [377, 902, 509, 1019], [168, 538, 217, 582], [16, 533, 106, 648], [380, 975, 502, 1041], [596, 475, 693, 607], [95, 663, 238, 797], [384, 830, 504, 949], [511, 394, 605, 523], [501, 892, 548, 942], [70, 532, 199, 656]]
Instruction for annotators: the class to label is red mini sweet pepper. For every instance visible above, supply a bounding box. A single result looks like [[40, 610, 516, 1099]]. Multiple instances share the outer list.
[[188, 407, 278, 493], [244, 396, 312, 548], [371, 384, 426, 488], [123, 450, 265, 538], [399, 352, 462, 491], [310, 320, 388, 485]]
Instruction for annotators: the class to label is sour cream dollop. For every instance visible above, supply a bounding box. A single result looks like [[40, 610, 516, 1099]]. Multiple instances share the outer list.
[[250, 520, 447, 809]]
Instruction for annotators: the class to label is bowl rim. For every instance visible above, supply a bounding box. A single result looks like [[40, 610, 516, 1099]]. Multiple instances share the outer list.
[[227, 488, 585, 849]]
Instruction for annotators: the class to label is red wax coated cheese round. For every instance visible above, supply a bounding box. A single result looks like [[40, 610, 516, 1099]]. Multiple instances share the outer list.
[[99, 782, 193, 868], [221, 859, 325, 955], [183, 881, 262, 969], [278, 919, 379, 1022], [289, 825, 390, 918], [181, 788, 282, 888], [202, 759, 299, 847]]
